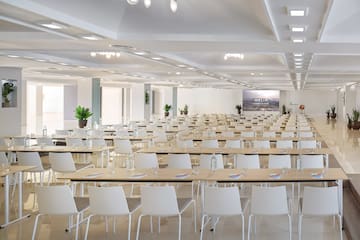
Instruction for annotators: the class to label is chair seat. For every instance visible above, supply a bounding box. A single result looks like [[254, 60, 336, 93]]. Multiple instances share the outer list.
[[74, 197, 90, 212], [75, 163, 93, 171], [177, 198, 193, 212], [126, 198, 141, 212]]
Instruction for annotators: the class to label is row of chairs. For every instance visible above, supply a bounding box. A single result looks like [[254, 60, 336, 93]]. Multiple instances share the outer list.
[[201, 130, 314, 138]]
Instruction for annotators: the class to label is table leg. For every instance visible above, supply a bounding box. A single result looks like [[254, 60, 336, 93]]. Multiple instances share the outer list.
[[325, 154, 329, 168], [337, 179, 343, 216], [3, 175, 9, 226]]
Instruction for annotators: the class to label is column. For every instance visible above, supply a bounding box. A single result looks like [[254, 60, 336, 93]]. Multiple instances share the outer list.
[[144, 84, 152, 121], [172, 87, 178, 117], [92, 78, 101, 125]]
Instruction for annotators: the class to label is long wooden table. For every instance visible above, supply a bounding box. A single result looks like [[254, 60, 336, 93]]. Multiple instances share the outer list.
[[180, 136, 322, 142], [0, 166, 34, 228]]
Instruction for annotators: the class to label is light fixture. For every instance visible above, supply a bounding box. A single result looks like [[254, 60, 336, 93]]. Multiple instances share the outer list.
[[90, 52, 121, 59], [127, 0, 139, 5], [78, 66, 87, 69], [82, 35, 102, 41], [39, 21, 67, 30], [59, 63, 69, 66], [177, 64, 186, 68], [293, 53, 303, 57], [297, 81, 301, 89], [175, 72, 181, 75], [292, 38, 304, 43], [133, 51, 147, 55], [294, 58, 303, 61], [187, 67, 195, 70], [288, 8, 307, 17], [224, 53, 244, 60], [295, 62, 303, 65], [259, 73, 263, 76], [295, 66, 302, 69], [7, 55, 19, 58], [170, 0, 178, 12], [144, 0, 151, 8], [290, 25, 306, 32], [36, 59, 46, 62], [151, 57, 162, 60], [250, 73, 255, 76]]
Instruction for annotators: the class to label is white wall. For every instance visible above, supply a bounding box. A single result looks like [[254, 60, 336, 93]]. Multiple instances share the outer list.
[[130, 83, 145, 121], [178, 88, 243, 114], [0, 67, 23, 137]]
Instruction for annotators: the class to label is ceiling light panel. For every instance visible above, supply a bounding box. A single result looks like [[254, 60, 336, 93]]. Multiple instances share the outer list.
[[288, 8, 308, 17], [289, 25, 306, 32], [39, 21, 67, 29]]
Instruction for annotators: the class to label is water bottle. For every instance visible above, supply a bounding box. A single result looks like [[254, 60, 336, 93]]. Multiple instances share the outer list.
[[210, 154, 217, 172], [42, 126, 47, 136], [24, 135, 30, 147]]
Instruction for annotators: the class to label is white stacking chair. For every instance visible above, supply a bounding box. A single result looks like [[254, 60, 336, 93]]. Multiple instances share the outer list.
[[0, 152, 8, 165], [298, 131, 314, 138], [297, 155, 324, 169], [55, 129, 70, 135], [87, 129, 104, 137], [298, 186, 342, 240], [136, 186, 196, 240], [199, 154, 224, 169], [269, 125, 281, 131], [285, 126, 296, 131], [32, 185, 89, 240], [240, 131, 255, 138], [248, 186, 291, 240], [37, 137, 54, 146], [12, 137, 25, 146], [297, 140, 317, 149], [276, 140, 294, 149], [252, 126, 263, 131], [225, 140, 242, 148], [221, 131, 234, 137], [115, 130, 130, 137], [85, 186, 141, 240], [66, 138, 85, 147], [200, 186, 247, 240], [86, 138, 106, 147], [16, 152, 51, 185], [153, 130, 168, 143], [134, 153, 159, 169], [167, 154, 192, 169], [200, 139, 219, 148], [235, 125, 246, 131], [263, 131, 276, 138], [202, 130, 216, 137], [253, 140, 270, 149], [114, 139, 133, 154], [73, 128, 88, 137], [176, 139, 194, 148], [299, 126, 311, 131], [234, 154, 260, 169], [136, 129, 148, 137], [268, 155, 292, 169], [281, 131, 295, 138], [49, 152, 93, 175]]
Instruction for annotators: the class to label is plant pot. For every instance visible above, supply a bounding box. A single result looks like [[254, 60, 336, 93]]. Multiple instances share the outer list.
[[330, 113, 337, 119], [347, 122, 352, 129], [352, 121, 360, 130], [78, 119, 88, 128], [184, 111, 188, 116], [164, 112, 169, 117]]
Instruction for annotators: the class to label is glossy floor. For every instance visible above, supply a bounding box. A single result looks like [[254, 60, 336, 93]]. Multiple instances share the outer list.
[[0, 117, 354, 240]]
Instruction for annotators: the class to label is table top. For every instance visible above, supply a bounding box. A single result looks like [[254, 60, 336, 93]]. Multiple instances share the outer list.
[[0, 145, 113, 153], [180, 136, 322, 142], [0, 165, 35, 177], [137, 146, 332, 155], [57, 168, 347, 182]]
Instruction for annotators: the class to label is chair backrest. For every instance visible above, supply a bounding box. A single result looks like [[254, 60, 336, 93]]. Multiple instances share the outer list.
[[12, 137, 25, 146], [299, 126, 311, 131], [268, 155, 291, 168], [0, 138, 6, 146], [202, 131, 216, 137], [153, 130, 167, 142], [299, 131, 314, 138], [235, 125, 246, 130], [87, 138, 107, 147], [298, 155, 324, 169], [167, 154, 192, 169], [276, 140, 293, 149], [302, 186, 339, 215], [285, 126, 296, 131], [225, 140, 242, 148], [176, 140, 194, 148], [204, 186, 243, 215], [73, 128, 88, 136], [250, 186, 289, 215], [221, 131, 234, 137], [66, 138, 84, 147], [201, 139, 219, 148], [115, 130, 130, 137], [240, 131, 255, 138], [36, 185, 78, 215], [0, 152, 9, 165], [37, 137, 54, 146], [234, 154, 260, 169], [199, 154, 224, 169], [56, 129, 70, 136], [114, 139, 132, 154], [253, 140, 270, 149], [16, 152, 44, 171], [269, 126, 281, 131], [87, 129, 104, 137], [297, 140, 317, 149], [136, 129, 147, 137], [281, 132, 294, 138], [49, 152, 76, 173], [88, 186, 129, 215], [252, 126, 263, 131], [134, 153, 159, 169], [263, 131, 276, 138], [140, 186, 179, 216]]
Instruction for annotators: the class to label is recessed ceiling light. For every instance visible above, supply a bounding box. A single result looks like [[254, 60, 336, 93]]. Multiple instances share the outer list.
[[295, 66, 302, 68], [144, 0, 151, 8], [59, 63, 69, 66], [175, 72, 181, 75], [39, 22, 67, 30], [133, 51, 147, 55], [36, 59, 46, 62], [259, 73, 263, 76], [290, 25, 306, 32], [187, 67, 195, 70], [177, 64, 186, 68], [250, 73, 255, 76], [23, 56, 34, 59], [7, 55, 19, 58], [292, 38, 304, 43], [82, 35, 102, 41], [295, 62, 303, 65], [294, 58, 303, 61], [151, 57, 162, 60], [293, 53, 303, 57], [127, 0, 139, 5], [78, 66, 87, 69], [288, 8, 307, 17]]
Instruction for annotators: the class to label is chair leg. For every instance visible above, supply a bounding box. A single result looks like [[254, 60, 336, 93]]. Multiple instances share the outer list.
[[200, 215, 206, 240], [105, 216, 109, 232], [288, 214, 292, 240], [178, 214, 182, 240], [158, 216, 160, 233], [113, 216, 116, 233], [75, 214, 80, 240], [338, 215, 343, 240], [84, 215, 93, 240], [32, 214, 41, 240], [298, 214, 303, 240], [193, 201, 197, 232], [136, 215, 143, 240], [241, 214, 245, 240], [150, 216, 153, 233], [128, 215, 132, 240], [248, 214, 253, 240]]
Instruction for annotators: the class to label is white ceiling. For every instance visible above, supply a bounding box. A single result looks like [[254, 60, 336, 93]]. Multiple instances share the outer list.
[[1, 0, 360, 90]]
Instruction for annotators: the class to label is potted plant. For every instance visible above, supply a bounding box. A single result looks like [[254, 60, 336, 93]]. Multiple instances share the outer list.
[[330, 105, 336, 119], [75, 105, 93, 128], [183, 104, 189, 115], [164, 104, 171, 117], [2, 82, 15, 107], [347, 113, 353, 129], [282, 105, 286, 115], [352, 109, 360, 130], [179, 108, 184, 115], [235, 104, 242, 115], [326, 110, 330, 119]]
